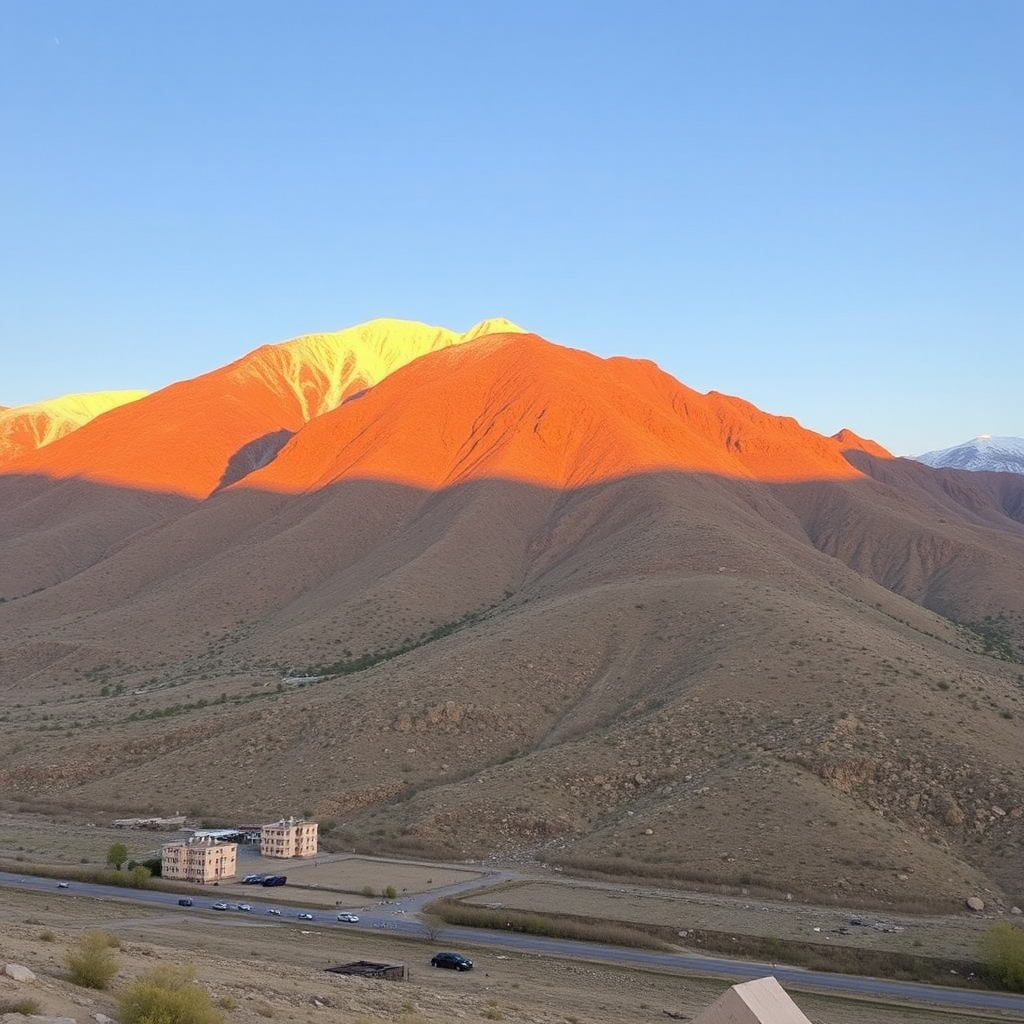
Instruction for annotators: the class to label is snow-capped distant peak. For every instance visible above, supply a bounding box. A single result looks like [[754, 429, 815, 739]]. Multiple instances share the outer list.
[[915, 435, 1024, 474]]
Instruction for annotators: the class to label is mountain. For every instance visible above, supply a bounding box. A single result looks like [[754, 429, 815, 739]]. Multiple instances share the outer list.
[[1, 319, 1022, 912], [0, 390, 147, 465], [0, 318, 524, 597], [916, 435, 1024, 474]]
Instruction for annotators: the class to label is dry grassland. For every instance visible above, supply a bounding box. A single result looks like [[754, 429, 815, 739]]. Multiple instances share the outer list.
[[459, 880, 995, 963]]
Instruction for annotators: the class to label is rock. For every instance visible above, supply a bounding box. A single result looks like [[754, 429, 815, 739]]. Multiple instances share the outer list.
[[3, 964, 36, 983], [92, 1015, 114, 1024], [966, 896, 985, 912], [643, 828, 654, 835], [1011, 906, 1022, 916]]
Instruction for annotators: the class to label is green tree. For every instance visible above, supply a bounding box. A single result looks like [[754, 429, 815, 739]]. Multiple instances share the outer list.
[[65, 930, 119, 990], [982, 922, 1024, 992], [118, 964, 223, 1024], [106, 842, 129, 871]]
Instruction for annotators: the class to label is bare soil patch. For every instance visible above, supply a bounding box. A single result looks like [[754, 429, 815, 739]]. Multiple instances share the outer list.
[[232, 852, 483, 902]]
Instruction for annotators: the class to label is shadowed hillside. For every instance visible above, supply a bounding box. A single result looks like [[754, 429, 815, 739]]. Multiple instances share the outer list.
[[0, 321, 1021, 910]]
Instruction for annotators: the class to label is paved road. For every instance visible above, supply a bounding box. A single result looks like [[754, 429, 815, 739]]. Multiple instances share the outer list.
[[4, 871, 1024, 1017]]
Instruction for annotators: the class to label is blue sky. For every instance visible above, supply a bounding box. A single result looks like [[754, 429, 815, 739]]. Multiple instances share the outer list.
[[1, 1, 1021, 456]]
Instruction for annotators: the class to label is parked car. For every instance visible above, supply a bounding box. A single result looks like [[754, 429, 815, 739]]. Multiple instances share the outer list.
[[266, 908, 282, 916], [336, 913, 359, 923], [241, 874, 265, 884], [261, 875, 287, 886], [178, 898, 193, 907], [57, 881, 70, 889], [431, 952, 473, 971], [297, 912, 314, 921], [212, 901, 229, 910]]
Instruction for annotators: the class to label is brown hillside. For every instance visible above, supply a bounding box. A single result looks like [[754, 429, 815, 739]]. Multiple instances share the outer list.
[[0, 322, 1021, 911]]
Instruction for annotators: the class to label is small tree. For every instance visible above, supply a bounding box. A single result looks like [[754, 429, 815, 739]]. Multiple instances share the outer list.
[[982, 922, 1024, 992], [65, 930, 119, 990], [106, 842, 129, 871], [421, 913, 444, 942], [118, 964, 223, 1024]]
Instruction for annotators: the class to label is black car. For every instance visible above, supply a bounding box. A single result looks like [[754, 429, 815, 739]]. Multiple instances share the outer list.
[[177, 898, 193, 907], [431, 952, 473, 971]]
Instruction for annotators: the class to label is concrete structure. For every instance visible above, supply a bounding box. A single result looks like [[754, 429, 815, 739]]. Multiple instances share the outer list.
[[325, 961, 406, 981], [161, 836, 238, 884], [692, 976, 813, 1024], [260, 816, 318, 858]]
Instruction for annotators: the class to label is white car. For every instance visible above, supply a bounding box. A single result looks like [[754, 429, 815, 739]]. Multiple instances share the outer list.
[[266, 908, 282, 916], [336, 913, 359, 923], [235, 903, 253, 912], [57, 881, 70, 889], [213, 901, 229, 910], [297, 912, 314, 920]]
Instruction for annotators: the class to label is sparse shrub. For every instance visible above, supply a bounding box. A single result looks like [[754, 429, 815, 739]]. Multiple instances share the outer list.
[[383, 885, 397, 899], [361, 885, 375, 898], [0, 997, 41, 1015], [129, 864, 152, 887], [118, 963, 223, 1024], [39, 929, 56, 942], [253, 1002, 274, 1018], [981, 922, 1024, 991], [215, 994, 238, 1010], [65, 929, 119, 989]]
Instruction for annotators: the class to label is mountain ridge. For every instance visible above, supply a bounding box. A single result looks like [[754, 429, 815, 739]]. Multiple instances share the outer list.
[[0, 318, 1021, 909], [0, 390, 148, 465], [916, 435, 1024, 474], [0, 318, 526, 496]]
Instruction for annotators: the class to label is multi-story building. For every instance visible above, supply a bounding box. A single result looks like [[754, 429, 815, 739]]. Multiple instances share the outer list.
[[260, 816, 318, 859], [161, 836, 238, 883]]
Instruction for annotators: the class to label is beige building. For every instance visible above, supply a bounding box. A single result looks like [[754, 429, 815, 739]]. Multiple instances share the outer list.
[[260, 816, 318, 858], [161, 836, 238, 884]]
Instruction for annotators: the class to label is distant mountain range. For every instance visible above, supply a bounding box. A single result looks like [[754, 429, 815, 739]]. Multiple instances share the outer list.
[[1, 319, 1022, 911], [915, 435, 1024, 474]]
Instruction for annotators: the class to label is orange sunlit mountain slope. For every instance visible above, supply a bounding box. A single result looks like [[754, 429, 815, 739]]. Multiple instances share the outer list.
[[0, 318, 523, 498], [0, 390, 147, 465], [238, 331, 880, 495]]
